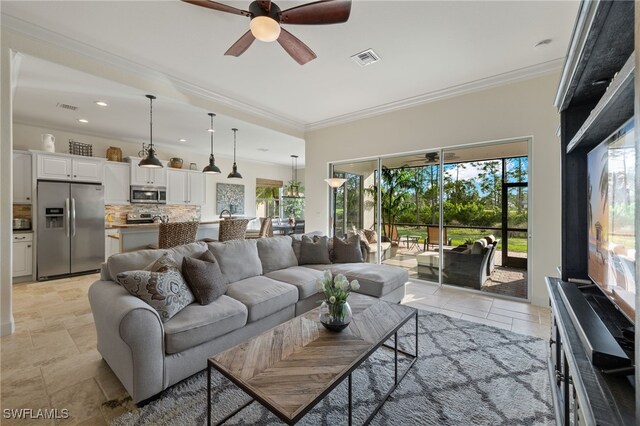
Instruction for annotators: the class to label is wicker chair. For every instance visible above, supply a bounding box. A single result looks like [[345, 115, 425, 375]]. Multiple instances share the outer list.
[[245, 217, 273, 239], [218, 218, 249, 242], [158, 221, 199, 249]]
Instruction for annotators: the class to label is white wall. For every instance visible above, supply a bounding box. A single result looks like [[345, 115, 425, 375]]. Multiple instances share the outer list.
[[305, 73, 562, 307], [13, 122, 294, 221]]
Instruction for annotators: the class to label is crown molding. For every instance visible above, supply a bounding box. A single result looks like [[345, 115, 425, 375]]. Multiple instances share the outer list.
[[1, 13, 305, 134], [304, 58, 564, 132]]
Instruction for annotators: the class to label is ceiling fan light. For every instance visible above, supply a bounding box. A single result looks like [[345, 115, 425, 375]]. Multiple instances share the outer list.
[[250, 16, 281, 42]]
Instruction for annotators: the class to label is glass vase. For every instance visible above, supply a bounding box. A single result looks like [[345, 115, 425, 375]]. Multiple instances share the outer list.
[[319, 300, 352, 332]]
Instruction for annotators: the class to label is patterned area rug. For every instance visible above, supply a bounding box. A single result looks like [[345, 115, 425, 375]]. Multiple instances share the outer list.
[[110, 311, 554, 426]]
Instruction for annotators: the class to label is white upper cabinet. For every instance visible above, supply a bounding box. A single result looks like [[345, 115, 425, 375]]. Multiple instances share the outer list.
[[167, 169, 188, 204], [166, 169, 206, 205], [36, 153, 104, 183], [13, 152, 32, 203], [104, 162, 131, 204], [128, 157, 168, 186], [37, 154, 72, 180]]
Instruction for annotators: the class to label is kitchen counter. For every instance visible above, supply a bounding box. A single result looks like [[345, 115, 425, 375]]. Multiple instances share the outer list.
[[12, 230, 33, 234], [105, 220, 223, 229]]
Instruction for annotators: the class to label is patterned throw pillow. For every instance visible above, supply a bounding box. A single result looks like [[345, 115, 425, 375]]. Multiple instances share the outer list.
[[363, 229, 378, 244], [117, 253, 195, 322]]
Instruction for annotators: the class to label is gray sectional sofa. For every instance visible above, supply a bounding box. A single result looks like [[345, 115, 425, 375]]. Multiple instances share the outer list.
[[89, 235, 408, 403]]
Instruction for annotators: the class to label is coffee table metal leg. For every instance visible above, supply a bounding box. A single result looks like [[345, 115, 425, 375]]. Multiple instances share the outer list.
[[348, 373, 353, 426], [207, 364, 211, 426], [394, 331, 398, 385]]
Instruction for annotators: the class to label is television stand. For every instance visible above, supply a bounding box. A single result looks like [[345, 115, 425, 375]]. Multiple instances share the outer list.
[[546, 277, 635, 425]]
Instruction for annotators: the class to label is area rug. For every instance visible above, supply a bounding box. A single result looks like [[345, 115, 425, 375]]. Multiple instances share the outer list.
[[109, 310, 554, 426]]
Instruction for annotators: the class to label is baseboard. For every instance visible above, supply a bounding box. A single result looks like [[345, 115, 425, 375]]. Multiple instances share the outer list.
[[1, 319, 15, 336]]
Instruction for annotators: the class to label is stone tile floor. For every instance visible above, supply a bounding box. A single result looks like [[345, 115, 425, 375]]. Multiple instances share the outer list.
[[0, 274, 550, 425]]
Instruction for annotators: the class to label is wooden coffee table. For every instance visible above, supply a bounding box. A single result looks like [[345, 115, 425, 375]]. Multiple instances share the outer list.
[[207, 293, 418, 425]]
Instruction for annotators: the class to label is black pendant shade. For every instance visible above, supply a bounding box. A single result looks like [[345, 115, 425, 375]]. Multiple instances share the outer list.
[[228, 128, 242, 179], [203, 113, 221, 174], [139, 94, 163, 168]]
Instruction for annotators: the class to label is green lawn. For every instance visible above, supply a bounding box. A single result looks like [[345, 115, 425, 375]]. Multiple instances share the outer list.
[[396, 226, 528, 253]]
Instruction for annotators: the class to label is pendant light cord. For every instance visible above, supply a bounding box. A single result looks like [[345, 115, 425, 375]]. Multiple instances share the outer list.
[[232, 128, 238, 162], [149, 96, 153, 149]]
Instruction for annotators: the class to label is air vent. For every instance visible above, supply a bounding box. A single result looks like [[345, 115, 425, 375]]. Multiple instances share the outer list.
[[351, 49, 380, 67], [56, 102, 78, 112]]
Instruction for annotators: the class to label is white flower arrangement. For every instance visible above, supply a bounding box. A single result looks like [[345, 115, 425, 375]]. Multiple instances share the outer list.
[[316, 270, 359, 320]]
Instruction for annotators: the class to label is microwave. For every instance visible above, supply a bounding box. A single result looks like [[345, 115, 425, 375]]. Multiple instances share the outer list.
[[130, 186, 167, 204]]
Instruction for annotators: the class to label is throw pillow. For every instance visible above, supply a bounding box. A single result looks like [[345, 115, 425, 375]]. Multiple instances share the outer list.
[[145, 252, 180, 273], [363, 229, 378, 244], [299, 235, 331, 265], [116, 269, 195, 322], [332, 235, 364, 263], [182, 251, 226, 305], [356, 230, 370, 250], [470, 239, 487, 255]]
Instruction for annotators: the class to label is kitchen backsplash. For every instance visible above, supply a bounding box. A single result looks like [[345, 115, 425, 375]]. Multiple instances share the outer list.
[[13, 204, 32, 219], [105, 204, 201, 225]]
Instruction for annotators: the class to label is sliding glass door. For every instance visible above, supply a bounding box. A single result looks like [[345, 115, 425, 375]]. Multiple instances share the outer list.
[[328, 138, 530, 301]]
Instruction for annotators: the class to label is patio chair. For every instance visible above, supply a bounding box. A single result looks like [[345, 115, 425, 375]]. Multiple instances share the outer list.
[[425, 225, 448, 250], [383, 223, 400, 245], [158, 221, 199, 249]]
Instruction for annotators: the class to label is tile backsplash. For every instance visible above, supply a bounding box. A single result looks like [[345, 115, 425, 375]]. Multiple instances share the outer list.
[[13, 204, 32, 219], [105, 204, 200, 225]]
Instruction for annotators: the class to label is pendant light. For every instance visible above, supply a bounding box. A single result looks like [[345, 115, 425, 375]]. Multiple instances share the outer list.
[[286, 155, 302, 197], [139, 94, 163, 168], [228, 128, 242, 179], [202, 113, 221, 174]]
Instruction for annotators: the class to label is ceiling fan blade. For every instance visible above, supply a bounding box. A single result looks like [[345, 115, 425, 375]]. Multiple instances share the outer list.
[[277, 28, 317, 65], [279, 0, 351, 25], [181, 0, 251, 17], [257, 0, 271, 13], [224, 30, 256, 57]]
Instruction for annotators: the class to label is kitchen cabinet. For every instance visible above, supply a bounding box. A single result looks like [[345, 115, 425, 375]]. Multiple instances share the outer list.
[[167, 169, 205, 205], [128, 157, 167, 186], [36, 153, 104, 183], [12, 233, 33, 278], [104, 162, 130, 204], [12, 151, 32, 203], [105, 229, 121, 261]]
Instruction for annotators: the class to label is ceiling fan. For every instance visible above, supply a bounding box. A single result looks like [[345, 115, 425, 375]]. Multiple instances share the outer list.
[[403, 152, 461, 167], [182, 0, 352, 65]]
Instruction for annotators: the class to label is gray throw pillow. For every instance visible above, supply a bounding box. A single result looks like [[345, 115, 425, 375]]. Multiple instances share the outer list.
[[256, 236, 298, 274], [332, 235, 364, 263], [116, 269, 195, 322], [299, 235, 331, 265], [182, 251, 226, 305]]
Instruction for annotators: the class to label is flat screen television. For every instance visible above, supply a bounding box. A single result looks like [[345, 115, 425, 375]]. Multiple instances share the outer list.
[[587, 118, 636, 323]]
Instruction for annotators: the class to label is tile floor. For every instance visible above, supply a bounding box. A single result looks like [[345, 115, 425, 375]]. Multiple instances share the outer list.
[[0, 274, 551, 425]]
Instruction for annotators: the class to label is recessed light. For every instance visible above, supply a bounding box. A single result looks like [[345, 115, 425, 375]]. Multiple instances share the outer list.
[[534, 39, 552, 49], [179, 138, 187, 143], [94, 101, 108, 107], [207, 128, 215, 133], [77, 119, 89, 123]]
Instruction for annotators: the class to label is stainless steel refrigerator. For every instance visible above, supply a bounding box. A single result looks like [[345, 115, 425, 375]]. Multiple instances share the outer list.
[[37, 181, 105, 280]]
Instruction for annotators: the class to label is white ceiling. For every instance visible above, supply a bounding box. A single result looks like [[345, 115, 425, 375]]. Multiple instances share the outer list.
[[13, 54, 305, 166], [2, 0, 578, 162]]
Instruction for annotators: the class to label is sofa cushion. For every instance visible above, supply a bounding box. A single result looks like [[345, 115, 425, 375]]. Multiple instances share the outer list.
[[332, 235, 364, 263], [363, 229, 378, 244], [107, 242, 208, 281], [226, 276, 298, 323], [163, 295, 248, 354], [484, 235, 497, 245], [207, 239, 262, 283], [116, 269, 195, 322], [265, 266, 324, 299], [256, 236, 298, 274], [323, 263, 408, 298], [299, 235, 331, 265], [182, 251, 226, 305]]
